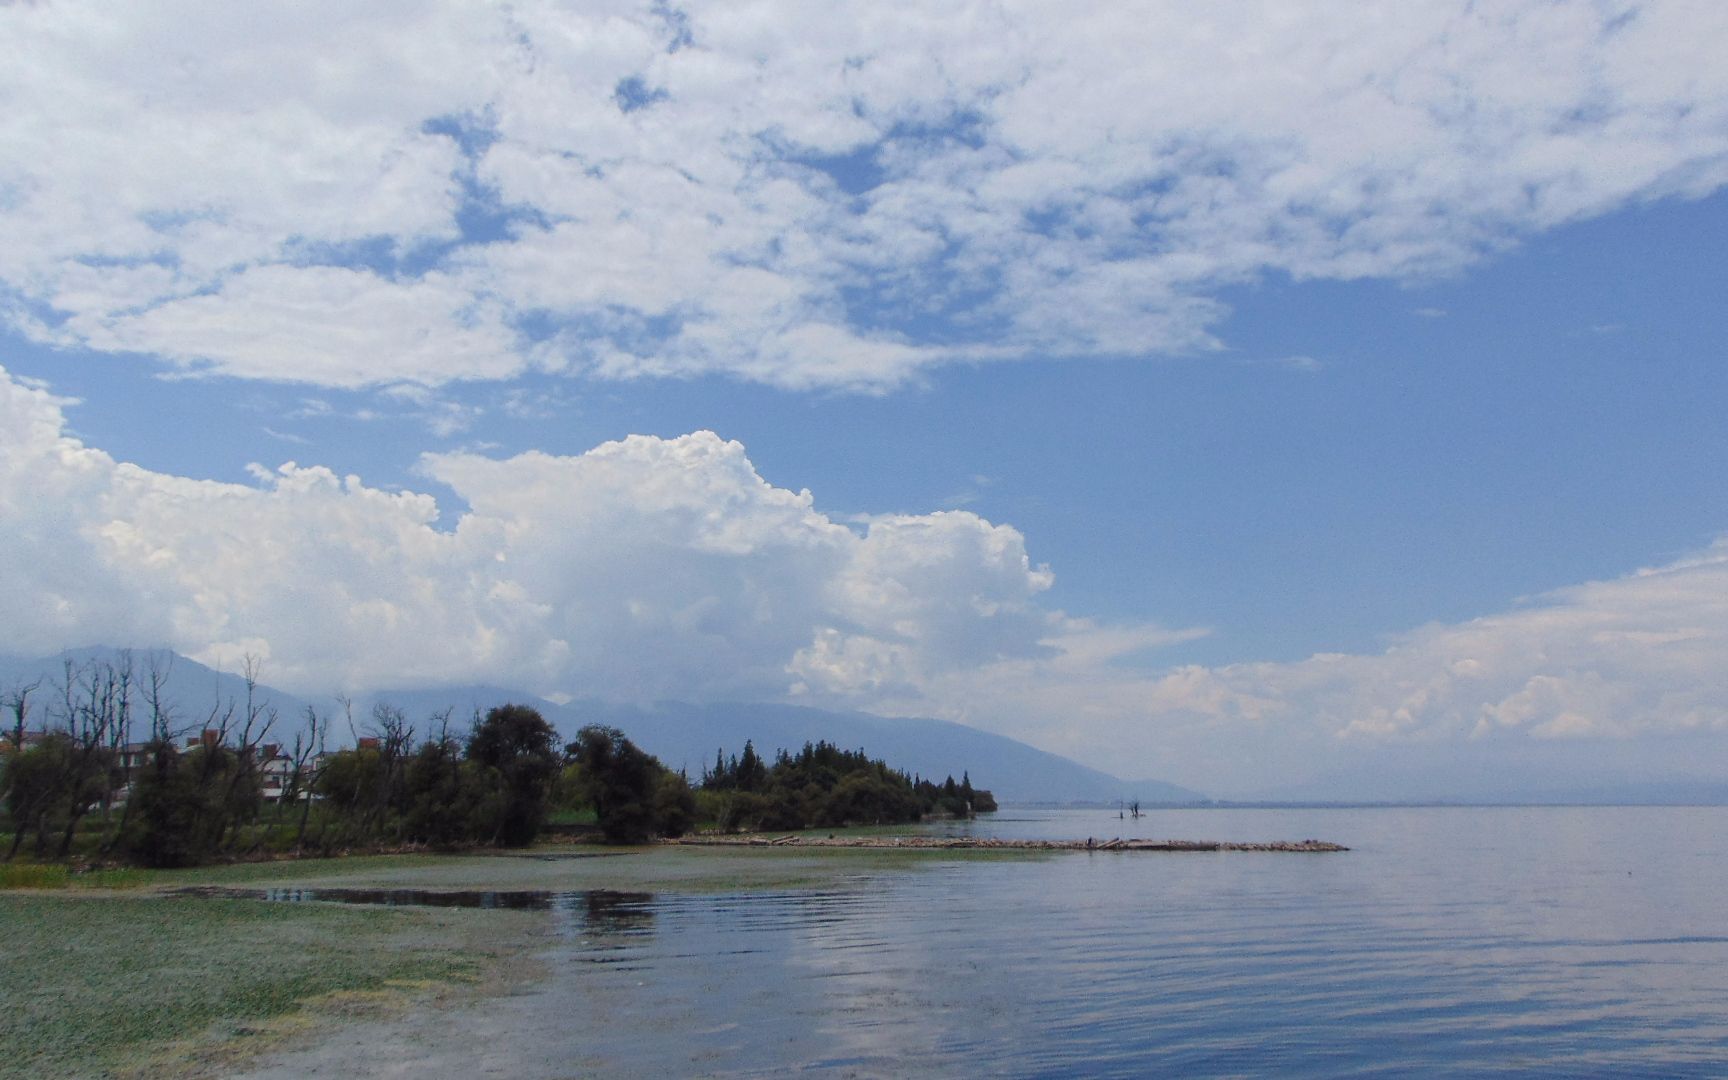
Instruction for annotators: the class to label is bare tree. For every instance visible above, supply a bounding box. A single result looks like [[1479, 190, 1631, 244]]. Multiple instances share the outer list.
[[116, 649, 183, 854], [190, 685, 237, 800], [4, 677, 41, 753], [214, 656, 278, 852], [141, 650, 178, 744], [44, 657, 128, 857], [3, 676, 49, 861], [336, 694, 360, 746], [2, 677, 42, 809], [427, 706, 455, 748], [363, 702, 414, 838], [100, 651, 135, 821], [284, 704, 327, 852], [370, 702, 416, 759]]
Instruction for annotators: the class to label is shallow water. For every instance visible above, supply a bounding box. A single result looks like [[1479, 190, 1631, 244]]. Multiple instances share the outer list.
[[240, 806, 1728, 1077]]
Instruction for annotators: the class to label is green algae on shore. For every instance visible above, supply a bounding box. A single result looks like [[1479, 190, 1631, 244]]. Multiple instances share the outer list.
[[0, 891, 541, 1080], [0, 842, 1034, 1078]]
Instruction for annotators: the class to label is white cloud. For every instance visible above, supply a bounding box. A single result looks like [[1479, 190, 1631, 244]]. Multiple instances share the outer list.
[[4, 362, 1728, 793], [0, 364, 1067, 704], [261, 426, 310, 446], [67, 266, 525, 388], [1, 2, 1725, 389], [866, 542, 1728, 793], [1178, 547, 1728, 748]]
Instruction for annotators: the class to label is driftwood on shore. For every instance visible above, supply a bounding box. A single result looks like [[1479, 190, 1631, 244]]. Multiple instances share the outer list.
[[667, 835, 1348, 853]]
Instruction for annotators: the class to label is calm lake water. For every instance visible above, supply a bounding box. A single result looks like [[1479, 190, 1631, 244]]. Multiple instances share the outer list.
[[256, 806, 1728, 1077]]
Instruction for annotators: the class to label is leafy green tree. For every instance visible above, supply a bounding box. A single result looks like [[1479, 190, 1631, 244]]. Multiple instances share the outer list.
[[314, 746, 386, 817], [736, 740, 767, 793], [4, 735, 75, 860], [567, 725, 689, 843], [652, 770, 697, 838], [116, 740, 262, 866], [466, 704, 560, 846], [696, 739, 995, 830], [116, 742, 206, 868], [400, 735, 479, 847]]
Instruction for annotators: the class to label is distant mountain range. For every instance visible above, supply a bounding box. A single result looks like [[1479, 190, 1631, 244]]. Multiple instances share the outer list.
[[0, 647, 1203, 805], [17, 647, 1724, 806]]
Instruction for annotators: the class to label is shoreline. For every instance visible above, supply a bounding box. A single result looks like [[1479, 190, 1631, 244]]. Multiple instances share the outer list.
[[668, 835, 1349, 852]]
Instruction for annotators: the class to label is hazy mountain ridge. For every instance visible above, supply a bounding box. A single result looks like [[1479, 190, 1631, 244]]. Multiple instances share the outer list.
[[359, 690, 1205, 805], [0, 647, 320, 737], [0, 649, 1202, 804], [18, 649, 1723, 806]]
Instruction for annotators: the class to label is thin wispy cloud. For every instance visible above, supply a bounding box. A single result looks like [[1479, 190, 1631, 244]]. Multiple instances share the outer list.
[[261, 426, 310, 446]]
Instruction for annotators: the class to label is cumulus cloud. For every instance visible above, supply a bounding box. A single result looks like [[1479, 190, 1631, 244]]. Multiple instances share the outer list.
[[3, 2, 1726, 389], [861, 543, 1728, 793], [5, 362, 1728, 792], [1146, 547, 1728, 747], [0, 364, 1066, 703]]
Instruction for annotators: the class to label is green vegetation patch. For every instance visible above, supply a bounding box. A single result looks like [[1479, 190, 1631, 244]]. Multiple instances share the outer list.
[[2, 861, 155, 891], [146, 844, 1049, 895], [0, 861, 68, 889], [0, 892, 538, 1079], [11, 843, 1045, 902]]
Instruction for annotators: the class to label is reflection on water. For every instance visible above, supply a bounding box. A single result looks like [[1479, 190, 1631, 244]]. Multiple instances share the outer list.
[[250, 886, 557, 909], [237, 807, 1728, 1076], [568, 890, 658, 972], [215, 886, 666, 925], [576, 889, 656, 931]]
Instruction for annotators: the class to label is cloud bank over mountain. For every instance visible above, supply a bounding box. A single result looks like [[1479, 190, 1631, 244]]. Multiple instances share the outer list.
[[6, 364, 1728, 793], [4, 2, 1727, 392]]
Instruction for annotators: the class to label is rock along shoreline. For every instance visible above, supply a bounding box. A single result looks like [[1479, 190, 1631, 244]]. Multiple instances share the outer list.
[[666, 835, 1348, 852]]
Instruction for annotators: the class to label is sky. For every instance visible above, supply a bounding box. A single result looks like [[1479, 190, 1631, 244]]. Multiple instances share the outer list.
[[3, 1, 1727, 797]]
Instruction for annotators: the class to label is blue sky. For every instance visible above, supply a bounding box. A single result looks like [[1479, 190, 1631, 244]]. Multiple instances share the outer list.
[[16, 191, 1724, 668], [3, 3, 1727, 795]]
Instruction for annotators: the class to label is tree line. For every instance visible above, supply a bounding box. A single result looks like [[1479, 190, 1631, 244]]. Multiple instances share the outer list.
[[697, 739, 996, 832], [2, 655, 994, 867], [0, 655, 581, 867]]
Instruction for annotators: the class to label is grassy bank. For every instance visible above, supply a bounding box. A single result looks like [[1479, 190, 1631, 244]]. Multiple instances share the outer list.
[[2, 842, 1042, 1077]]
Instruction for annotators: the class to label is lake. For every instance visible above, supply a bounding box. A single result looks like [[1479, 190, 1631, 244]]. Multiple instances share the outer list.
[[236, 805, 1728, 1077]]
